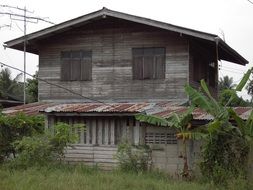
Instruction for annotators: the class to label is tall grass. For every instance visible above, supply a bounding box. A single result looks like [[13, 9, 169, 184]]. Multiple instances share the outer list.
[[0, 164, 216, 190]]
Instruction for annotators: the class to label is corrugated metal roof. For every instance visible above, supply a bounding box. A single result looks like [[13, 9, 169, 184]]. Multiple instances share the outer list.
[[2, 102, 56, 116], [2, 102, 252, 121], [43, 103, 155, 113]]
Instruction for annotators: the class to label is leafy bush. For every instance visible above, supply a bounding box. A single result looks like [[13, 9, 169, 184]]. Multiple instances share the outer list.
[[200, 132, 249, 186], [11, 135, 53, 168], [116, 142, 151, 172], [0, 113, 44, 162], [10, 122, 82, 168]]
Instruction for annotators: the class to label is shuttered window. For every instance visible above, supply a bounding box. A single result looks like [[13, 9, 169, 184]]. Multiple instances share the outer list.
[[132, 47, 165, 80], [61, 50, 92, 81]]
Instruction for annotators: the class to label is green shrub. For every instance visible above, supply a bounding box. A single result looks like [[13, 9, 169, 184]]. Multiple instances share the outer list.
[[116, 142, 151, 172], [9, 122, 83, 168], [0, 113, 44, 163], [200, 132, 249, 186]]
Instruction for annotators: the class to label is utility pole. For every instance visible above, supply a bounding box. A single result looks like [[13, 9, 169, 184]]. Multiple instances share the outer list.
[[0, 4, 54, 104]]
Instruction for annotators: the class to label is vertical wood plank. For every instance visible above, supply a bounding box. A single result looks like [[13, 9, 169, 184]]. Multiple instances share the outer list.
[[48, 115, 55, 134], [110, 119, 115, 145], [122, 119, 127, 141], [98, 119, 103, 145], [127, 118, 133, 143], [104, 119, 109, 145], [80, 118, 84, 144], [92, 119, 97, 145], [86, 119, 90, 145], [134, 120, 140, 145], [44, 115, 49, 131]]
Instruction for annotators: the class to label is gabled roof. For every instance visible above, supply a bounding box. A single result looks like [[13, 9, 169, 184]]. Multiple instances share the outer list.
[[4, 7, 248, 65]]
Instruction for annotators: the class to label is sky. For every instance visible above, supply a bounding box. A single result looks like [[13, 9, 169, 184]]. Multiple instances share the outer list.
[[0, 0, 252, 99]]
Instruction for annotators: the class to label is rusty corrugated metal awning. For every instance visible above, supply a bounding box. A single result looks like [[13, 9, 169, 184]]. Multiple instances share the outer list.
[[2, 102, 252, 121]]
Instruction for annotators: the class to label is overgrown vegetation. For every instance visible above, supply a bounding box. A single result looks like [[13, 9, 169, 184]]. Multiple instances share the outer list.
[[135, 68, 253, 187], [0, 112, 82, 168], [116, 142, 151, 172], [10, 122, 81, 168], [0, 113, 44, 162], [0, 164, 219, 190]]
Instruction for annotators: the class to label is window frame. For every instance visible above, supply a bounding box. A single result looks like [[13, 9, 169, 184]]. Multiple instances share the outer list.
[[60, 50, 92, 81], [132, 47, 166, 80]]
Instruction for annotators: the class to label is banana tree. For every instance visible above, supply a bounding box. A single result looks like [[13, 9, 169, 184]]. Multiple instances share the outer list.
[[184, 68, 253, 180], [136, 106, 206, 178], [185, 68, 252, 137]]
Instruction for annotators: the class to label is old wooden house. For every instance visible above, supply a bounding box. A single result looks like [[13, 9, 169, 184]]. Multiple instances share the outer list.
[[4, 8, 248, 173]]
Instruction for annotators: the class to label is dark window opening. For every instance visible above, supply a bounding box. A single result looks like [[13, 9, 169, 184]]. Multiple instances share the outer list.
[[132, 47, 165, 80], [61, 50, 92, 81]]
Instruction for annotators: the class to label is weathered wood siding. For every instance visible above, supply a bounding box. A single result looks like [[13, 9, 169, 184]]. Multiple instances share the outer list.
[[189, 40, 218, 97], [64, 145, 118, 170], [38, 17, 189, 102]]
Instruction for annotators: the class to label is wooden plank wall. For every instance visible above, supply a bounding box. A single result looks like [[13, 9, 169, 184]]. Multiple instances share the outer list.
[[38, 17, 189, 102], [49, 115, 143, 169]]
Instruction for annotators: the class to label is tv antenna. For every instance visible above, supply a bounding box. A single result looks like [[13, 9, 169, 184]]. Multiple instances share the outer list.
[[0, 4, 54, 104]]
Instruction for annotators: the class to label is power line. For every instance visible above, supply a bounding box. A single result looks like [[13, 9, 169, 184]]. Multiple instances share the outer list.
[[0, 61, 107, 105], [247, 0, 253, 5], [220, 68, 245, 75], [0, 4, 55, 105]]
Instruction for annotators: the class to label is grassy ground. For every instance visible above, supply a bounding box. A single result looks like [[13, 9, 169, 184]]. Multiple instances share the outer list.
[[0, 164, 217, 190]]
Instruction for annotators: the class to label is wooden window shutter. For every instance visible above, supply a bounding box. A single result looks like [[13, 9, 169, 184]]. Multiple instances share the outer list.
[[132, 47, 165, 80], [143, 48, 154, 79], [154, 48, 166, 79], [70, 51, 82, 81], [61, 51, 71, 81], [81, 51, 92, 81], [133, 49, 144, 79]]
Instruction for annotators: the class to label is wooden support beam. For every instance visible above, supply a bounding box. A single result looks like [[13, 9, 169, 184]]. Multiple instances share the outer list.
[[110, 119, 115, 145], [48, 115, 55, 134], [134, 120, 140, 145], [80, 119, 85, 144], [98, 119, 103, 145], [104, 119, 109, 145], [86, 119, 90, 144], [44, 115, 49, 131], [92, 119, 97, 145]]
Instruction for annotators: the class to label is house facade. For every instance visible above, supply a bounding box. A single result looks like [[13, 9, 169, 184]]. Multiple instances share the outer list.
[[4, 8, 248, 174]]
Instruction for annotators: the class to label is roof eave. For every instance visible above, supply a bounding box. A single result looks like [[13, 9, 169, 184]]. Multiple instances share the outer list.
[[217, 38, 248, 65], [4, 7, 217, 50]]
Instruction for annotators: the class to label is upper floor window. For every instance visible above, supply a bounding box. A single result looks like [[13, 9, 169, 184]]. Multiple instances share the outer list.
[[61, 50, 92, 81], [132, 47, 166, 80]]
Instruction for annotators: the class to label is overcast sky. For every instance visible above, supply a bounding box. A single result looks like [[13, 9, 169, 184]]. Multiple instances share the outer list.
[[0, 0, 252, 99]]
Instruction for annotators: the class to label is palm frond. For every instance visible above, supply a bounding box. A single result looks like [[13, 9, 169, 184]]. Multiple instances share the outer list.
[[236, 68, 252, 92], [135, 114, 171, 127], [185, 84, 213, 114]]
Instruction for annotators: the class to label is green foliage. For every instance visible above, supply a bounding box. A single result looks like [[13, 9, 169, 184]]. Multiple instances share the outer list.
[[10, 122, 82, 168], [135, 114, 171, 126], [219, 89, 251, 107], [26, 71, 38, 103], [200, 132, 249, 185], [218, 75, 236, 91], [11, 135, 53, 168], [0, 165, 218, 190], [49, 122, 82, 157], [0, 113, 44, 163], [0, 68, 23, 101], [116, 142, 151, 172], [183, 68, 253, 186]]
